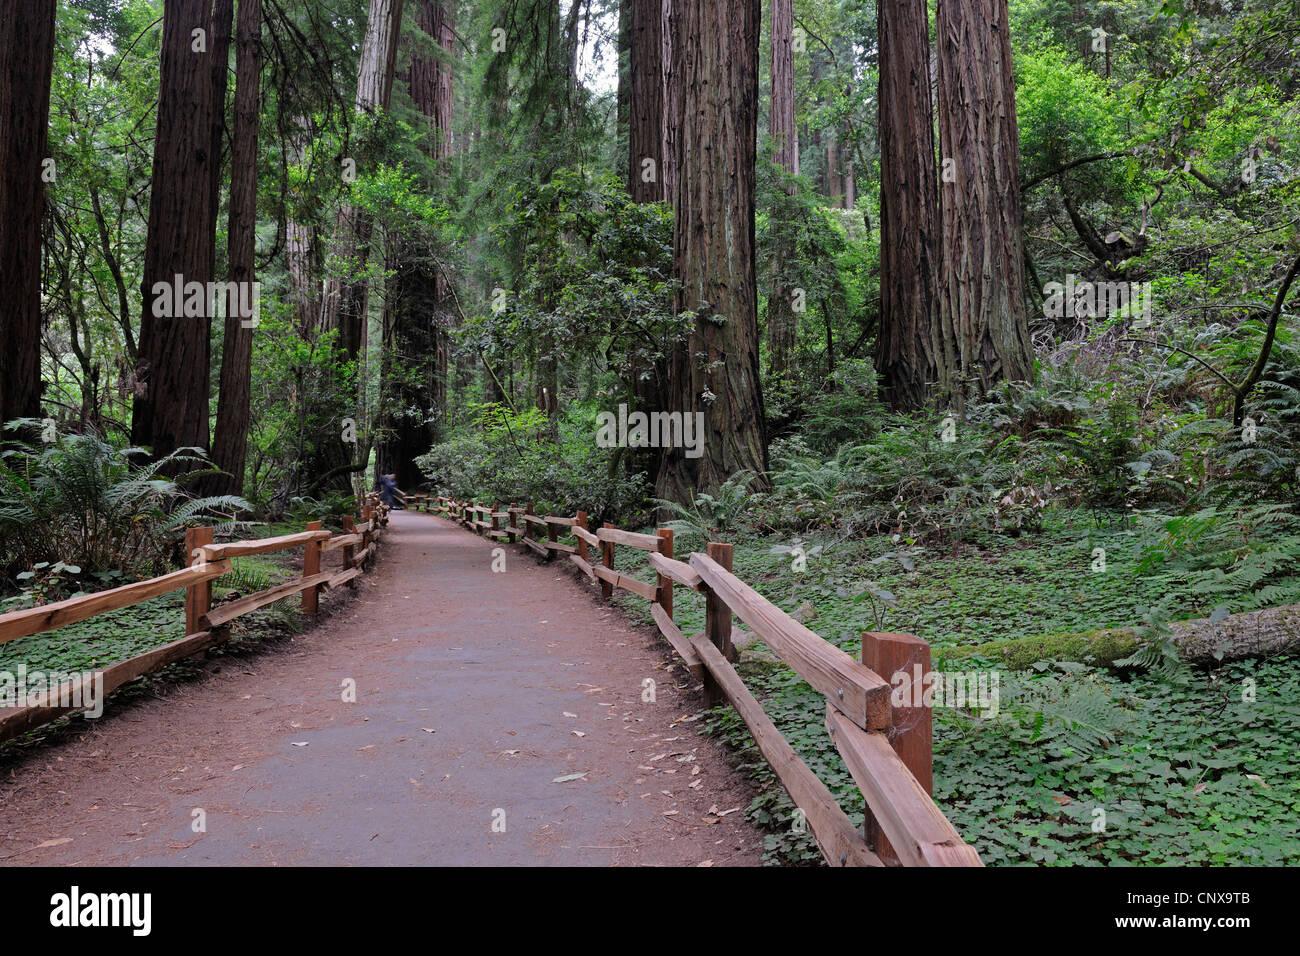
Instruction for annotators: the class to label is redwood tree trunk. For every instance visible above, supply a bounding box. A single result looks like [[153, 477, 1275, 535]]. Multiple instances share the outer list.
[[935, 0, 1034, 401], [826, 133, 843, 207], [660, 0, 677, 202], [657, 0, 768, 502], [628, 0, 665, 203], [875, 0, 941, 410], [0, 0, 57, 431], [207, 0, 232, 240], [209, 0, 262, 496], [767, 0, 798, 377], [132, 0, 218, 462]]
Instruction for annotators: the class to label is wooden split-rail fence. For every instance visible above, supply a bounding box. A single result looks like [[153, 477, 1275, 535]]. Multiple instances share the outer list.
[[405, 493, 982, 867], [0, 495, 391, 744]]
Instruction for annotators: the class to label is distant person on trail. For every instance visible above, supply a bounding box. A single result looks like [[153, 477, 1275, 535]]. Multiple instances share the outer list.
[[378, 473, 406, 509]]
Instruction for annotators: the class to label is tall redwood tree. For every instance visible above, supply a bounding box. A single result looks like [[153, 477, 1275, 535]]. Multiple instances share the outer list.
[[934, 0, 1034, 401], [0, 1, 58, 431], [376, 0, 454, 490], [658, 0, 767, 502], [628, 0, 665, 203], [875, 0, 941, 410], [767, 0, 799, 376], [209, 0, 263, 495], [132, 0, 219, 461]]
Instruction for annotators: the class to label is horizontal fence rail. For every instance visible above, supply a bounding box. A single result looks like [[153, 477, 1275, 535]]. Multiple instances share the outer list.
[[409, 493, 981, 867], [0, 495, 391, 744]]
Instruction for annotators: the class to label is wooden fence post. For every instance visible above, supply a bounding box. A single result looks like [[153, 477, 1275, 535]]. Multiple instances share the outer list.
[[702, 541, 735, 706], [574, 510, 589, 563], [860, 631, 933, 866], [507, 503, 519, 543], [656, 528, 674, 621], [185, 526, 214, 635], [341, 515, 357, 586], [600, 522, 615, 600], [302, 520, 323, 615], [545, 515, 558, 562]]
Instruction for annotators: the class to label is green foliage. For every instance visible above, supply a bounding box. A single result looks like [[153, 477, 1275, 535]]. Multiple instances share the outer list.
[[652, 470, 760, 548], [1133, 503, 1300, 616], [0, 424, 249, 586], [416, 401, 647, 521], [763, 412, 1055, 545], [462, 167, 684, 401], [285, 492, 359, 528]]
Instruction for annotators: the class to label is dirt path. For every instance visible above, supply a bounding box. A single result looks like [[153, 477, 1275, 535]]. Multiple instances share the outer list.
[[0, 511, 766, 866]]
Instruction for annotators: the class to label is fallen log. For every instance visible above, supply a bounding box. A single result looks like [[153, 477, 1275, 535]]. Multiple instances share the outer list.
[[937, 601, 1300, 670]]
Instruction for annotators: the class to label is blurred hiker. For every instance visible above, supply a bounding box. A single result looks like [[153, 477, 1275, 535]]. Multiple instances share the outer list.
[[378, 473, 405, 508]]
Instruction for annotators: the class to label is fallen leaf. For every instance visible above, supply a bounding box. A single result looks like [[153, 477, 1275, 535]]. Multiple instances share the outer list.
[[572, 731, 586, 737], [562, 712, 578, 719], [291, 741, 309, 748], [36, 838, 72, 849], [553, 772, 589, 783], [421, 728, 437, 734], [697, 860, 714, 867]]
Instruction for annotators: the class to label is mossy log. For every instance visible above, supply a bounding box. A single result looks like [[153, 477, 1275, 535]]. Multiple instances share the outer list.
[[935, 602, 1300, 670]]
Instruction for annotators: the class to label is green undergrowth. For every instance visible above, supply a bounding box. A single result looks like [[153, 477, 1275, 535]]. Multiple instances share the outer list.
[[599, 508, 1300, 866], [0, 530, 314, 753]]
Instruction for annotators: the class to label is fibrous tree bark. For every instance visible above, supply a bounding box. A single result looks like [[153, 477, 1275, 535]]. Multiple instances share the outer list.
[[209, 0, 263, 496], [207, 0, 232, 240], [0, 0, 57, 432], [767, 0, 798, 377], [657, 0, 768, 502], [874, 0, 941, 410], [826, 133, 842, 206], [934, 0, 1033, 402], [660, 0, 677, 202], [629, 0, 665, 203], [132, 0, 219, 462]]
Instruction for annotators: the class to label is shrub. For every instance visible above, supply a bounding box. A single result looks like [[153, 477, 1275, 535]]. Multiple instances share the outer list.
[[0, 423, 249, 587], [415, 402, 648, 522]]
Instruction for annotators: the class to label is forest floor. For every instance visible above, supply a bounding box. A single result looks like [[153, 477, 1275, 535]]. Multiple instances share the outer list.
[[605, 513, 1300, 865], [0, 511, 764, 866]]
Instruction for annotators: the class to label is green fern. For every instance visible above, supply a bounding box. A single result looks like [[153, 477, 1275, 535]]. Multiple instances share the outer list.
[[0, 423, 251, 582]]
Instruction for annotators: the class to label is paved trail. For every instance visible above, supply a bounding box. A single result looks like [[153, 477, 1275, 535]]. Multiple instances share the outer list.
[[0, 511, 764, 866]]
